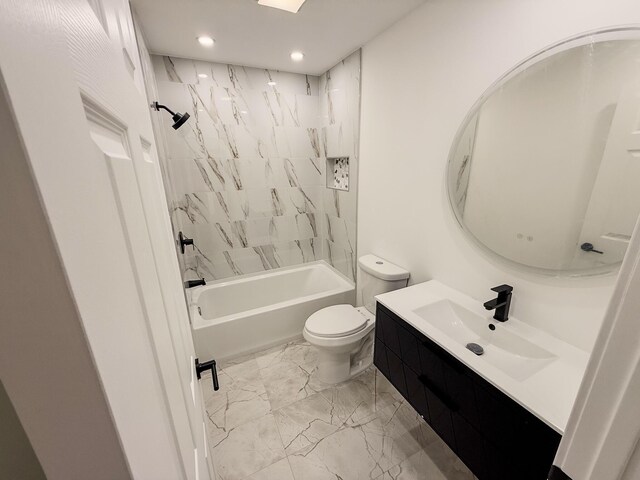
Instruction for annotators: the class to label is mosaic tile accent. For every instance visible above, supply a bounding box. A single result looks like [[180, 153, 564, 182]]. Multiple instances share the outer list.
[[327, 156, 349, 191]]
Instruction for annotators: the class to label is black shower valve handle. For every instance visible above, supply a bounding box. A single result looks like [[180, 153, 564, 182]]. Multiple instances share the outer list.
[[581, 242, 604, 254], [178, 231, 195, 254]]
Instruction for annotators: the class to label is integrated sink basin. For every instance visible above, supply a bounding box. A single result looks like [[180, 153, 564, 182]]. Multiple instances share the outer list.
[[413, 300, 556, 381]]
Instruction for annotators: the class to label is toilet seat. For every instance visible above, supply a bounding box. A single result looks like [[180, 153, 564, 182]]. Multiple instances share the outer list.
[[305, 305, 368, 338]]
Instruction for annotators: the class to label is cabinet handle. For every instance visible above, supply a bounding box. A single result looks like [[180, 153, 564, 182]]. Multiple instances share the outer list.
[[419, 374, 458, 412]]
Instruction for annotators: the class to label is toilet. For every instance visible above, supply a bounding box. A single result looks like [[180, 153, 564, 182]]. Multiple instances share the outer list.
[[304, 254, 410, 384]]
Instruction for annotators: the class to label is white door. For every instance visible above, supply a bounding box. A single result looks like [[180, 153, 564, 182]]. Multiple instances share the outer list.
[[0, 1, 212, 479]]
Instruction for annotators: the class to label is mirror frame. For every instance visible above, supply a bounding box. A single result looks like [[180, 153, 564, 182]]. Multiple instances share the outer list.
[[446, 26, 640, 277]]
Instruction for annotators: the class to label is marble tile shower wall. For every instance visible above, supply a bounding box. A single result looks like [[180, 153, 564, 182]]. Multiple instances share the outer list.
[[319, 51, 360, 280], [152, 51, 360, 281]]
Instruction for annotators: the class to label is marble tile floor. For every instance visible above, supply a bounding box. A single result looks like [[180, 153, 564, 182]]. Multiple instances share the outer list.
[[201, 339, 477, 480]]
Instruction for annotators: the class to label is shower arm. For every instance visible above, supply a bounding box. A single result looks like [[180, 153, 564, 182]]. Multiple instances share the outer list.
[[151, 101, 176, 116]]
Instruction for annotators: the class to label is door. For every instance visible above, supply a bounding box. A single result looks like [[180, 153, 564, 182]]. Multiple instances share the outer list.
[[0, 1, 212, 479]]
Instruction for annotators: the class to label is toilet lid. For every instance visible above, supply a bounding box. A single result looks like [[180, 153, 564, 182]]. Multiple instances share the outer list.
[[305, 305, 369, 338]]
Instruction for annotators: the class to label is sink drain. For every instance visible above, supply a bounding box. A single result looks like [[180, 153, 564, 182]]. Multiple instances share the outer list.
[[466, 343, 484, 356]]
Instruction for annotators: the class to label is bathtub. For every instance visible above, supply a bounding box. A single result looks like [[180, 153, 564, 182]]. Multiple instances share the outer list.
[[189, 261, 355, 361]]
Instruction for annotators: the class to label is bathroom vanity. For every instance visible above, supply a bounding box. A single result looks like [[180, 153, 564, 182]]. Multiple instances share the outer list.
[[374, 281, 589, 480]]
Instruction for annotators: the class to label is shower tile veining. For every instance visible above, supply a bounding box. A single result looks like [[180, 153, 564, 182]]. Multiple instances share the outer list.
[[201, 340, 476, 480]]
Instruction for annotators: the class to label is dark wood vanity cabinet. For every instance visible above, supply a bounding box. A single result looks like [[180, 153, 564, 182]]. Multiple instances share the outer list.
[[374, 302, 561, 480]]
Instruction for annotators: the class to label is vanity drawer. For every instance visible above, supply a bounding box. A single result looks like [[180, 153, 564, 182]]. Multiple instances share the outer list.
[[474, 380, 520, 448], [420, 335, 480, 427], [484, 439, 522, 480], [417, 336, 448, 398], [397, 322, 421, 373], [452, 412, 488, 479], [475, 378, 561, 477], [384, 344, 408, 397], [421, 374, 457, 449], [514, 409, 562, 479], [373, 335, 390, 379], [403, 363, 429, 421], [376, 305, 402, 356], [374, 336, 406, 396]]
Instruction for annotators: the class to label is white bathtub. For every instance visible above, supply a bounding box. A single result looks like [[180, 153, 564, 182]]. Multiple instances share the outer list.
[[189, 261, 355, 361]]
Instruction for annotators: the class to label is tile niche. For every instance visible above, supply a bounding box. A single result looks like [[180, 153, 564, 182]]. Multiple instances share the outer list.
[[326, 157, 350, 191]]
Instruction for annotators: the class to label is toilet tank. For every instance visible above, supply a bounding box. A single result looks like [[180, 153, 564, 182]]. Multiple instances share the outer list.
[[358, 254, 410, 314]]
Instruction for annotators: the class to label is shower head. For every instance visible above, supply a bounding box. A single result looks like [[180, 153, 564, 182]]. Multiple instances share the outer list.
[[151, 101, 190, 130], [171, 111, 190, 130]]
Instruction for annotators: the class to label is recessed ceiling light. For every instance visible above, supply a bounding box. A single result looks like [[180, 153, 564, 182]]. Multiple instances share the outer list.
[[241, 110, 248, 114], [267, 81, 277, 86], [197, 36, 215, 47], [257, 0, 307, 13], [198, 73, 209, 78], [290, 51, 304, 62]]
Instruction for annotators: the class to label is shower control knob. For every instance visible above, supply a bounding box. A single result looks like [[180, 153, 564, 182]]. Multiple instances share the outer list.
[[178, 231, 194, 254]]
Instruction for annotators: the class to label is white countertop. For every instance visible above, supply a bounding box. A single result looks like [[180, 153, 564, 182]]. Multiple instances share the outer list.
[[376, 280, 590, 434]]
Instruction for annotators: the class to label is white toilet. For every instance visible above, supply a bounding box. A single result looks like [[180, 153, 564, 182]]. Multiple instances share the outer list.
[[304, 254, 410, 384]]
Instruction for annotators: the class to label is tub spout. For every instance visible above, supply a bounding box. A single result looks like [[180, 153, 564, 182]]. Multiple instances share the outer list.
[[185, 278, 206, 289]]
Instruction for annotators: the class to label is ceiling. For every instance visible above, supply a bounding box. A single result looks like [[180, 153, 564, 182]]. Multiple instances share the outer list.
[[131, 0, 427, 75]]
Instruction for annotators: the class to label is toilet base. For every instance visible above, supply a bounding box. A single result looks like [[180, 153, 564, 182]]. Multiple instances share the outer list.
[[313, 331, 374, 384], [316, 349, 352, 384]]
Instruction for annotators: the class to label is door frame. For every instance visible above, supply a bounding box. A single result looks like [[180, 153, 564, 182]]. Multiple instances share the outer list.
[[554, 191, 640, 477]]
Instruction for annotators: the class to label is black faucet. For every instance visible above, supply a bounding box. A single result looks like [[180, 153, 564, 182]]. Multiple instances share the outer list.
[[185, 278, 206, 289], [483, 284, 513, 322]]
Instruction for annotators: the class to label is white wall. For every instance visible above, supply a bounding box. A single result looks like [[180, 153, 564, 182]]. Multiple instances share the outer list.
[[359, 0, 640, 352]]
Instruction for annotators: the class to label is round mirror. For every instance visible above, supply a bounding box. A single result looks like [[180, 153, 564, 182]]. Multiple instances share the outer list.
[[447, 28, 640, 276]]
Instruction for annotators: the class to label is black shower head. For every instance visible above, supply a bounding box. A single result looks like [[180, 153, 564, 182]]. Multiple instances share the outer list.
[[151, 101, 190, 130], [170, 112, 190, 130]]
